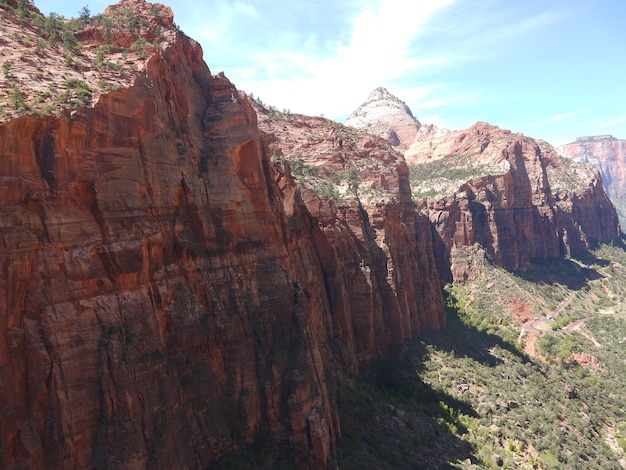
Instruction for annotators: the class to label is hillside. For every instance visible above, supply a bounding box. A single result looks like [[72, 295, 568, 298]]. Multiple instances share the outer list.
[[335, 242, 626, 469]]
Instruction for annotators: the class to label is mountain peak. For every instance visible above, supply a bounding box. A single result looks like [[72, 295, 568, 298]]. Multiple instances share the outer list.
[[345, 87, 420, 149], [365, 87, 413, 114]]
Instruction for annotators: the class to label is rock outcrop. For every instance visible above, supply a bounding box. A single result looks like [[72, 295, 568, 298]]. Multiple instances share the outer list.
[[0, 2, 445, 468], [410, 123, 621, 280], [558, 135, 626, 199], [344, 87, 421, 149]]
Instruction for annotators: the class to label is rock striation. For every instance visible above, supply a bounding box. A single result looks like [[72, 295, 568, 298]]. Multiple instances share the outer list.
[[0, 1, 445, 468], [344, 87, 421, 149]]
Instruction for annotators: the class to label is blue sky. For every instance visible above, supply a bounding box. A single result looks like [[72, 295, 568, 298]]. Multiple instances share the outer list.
[[33, 0, 626, 145]]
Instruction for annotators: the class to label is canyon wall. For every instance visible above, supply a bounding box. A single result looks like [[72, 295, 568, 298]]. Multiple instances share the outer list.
[[0, 2, 620, 468], [413, 124, 621, 281], [0, 2, 445, 468], [257, 108, 446, 372], [0, 22, 338, 470], [559, 135, 626, 199]]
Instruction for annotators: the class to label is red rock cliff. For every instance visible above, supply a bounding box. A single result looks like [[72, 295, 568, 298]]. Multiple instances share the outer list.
[[256, 106, 445, 372], [0, 1, 446, 468], [0, 6, 341, 470], [411, 123, 620, 281]]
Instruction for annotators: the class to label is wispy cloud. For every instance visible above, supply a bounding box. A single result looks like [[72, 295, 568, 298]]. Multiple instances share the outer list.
[[234, 2, 259, 18], [545, 111, 586, 123], [600, 116, 626, 129]]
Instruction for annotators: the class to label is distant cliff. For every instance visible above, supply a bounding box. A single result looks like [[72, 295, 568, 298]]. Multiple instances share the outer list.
[[411, 123, 621, 281], [558, 135, 626, 199], [558, 135, 626, 227], [346, 89, 621, 281]]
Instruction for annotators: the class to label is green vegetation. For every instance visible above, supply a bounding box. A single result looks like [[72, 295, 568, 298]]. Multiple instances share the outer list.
[[335, 242, 626, 468], [8, 85, 29, 113], [409, 154, 486, 184], [57, 78, 92, 107], [408, 153, 504, 200], [2, 60, 12, 78], [286, 153, 359, 204], [0, 0, 172, 119]]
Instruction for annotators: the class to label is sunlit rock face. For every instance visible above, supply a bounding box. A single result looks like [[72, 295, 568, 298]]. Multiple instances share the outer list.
[[559, 135, 626, 199], [408, 122, 620, 281], [345, 87, 421, 150]]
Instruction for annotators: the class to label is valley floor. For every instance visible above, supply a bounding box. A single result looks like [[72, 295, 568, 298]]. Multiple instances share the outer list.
[[337, 241, 626, 469]]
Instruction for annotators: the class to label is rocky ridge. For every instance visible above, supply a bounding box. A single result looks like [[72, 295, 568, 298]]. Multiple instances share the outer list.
[[414, 122, 620, 280], [0, 0, 172, 120], [344, 87, 420, 149]]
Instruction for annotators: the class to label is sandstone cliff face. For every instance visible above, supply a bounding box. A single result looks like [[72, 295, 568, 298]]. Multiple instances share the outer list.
[[256, 105, 446, 371], [410, 123, 620, 281], [558, 135, 626, 203], [344, 87, 421, 149], [346, 92, 620, 280], [0, 2, 446, 468], [0, 4, 340, 469]]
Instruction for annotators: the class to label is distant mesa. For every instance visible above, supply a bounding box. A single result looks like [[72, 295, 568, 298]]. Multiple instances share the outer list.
[[344, 87, 421, 149], [559, 134, 626, 227], [558, 135, 626, 199]]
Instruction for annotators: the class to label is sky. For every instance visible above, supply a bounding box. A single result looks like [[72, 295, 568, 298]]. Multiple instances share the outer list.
[[33, 0, 626, 146]]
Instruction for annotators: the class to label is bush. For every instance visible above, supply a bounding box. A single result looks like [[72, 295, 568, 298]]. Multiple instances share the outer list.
[[2, 60, 12, 78]]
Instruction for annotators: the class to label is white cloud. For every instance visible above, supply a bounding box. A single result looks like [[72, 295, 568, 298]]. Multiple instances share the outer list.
[[545, 111, 586, 123], [234, 2, 259, 18], [233, 0, 455, 119], [600, 116, 626, 129]]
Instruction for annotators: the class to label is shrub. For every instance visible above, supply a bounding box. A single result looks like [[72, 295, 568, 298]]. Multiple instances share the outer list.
[[58, 78, 92, 107], [2, 60, 11, 78]]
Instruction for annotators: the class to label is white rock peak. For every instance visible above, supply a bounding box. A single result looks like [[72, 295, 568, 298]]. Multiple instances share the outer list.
[[344, 87, 421, 149]]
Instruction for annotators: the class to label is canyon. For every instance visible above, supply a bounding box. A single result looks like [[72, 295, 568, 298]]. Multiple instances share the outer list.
[[0, 1, 621, 469], [345, 90, 620, 281]]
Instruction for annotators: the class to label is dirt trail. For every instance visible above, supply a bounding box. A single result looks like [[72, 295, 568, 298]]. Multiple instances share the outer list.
[[520, 263, 614, 355]]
